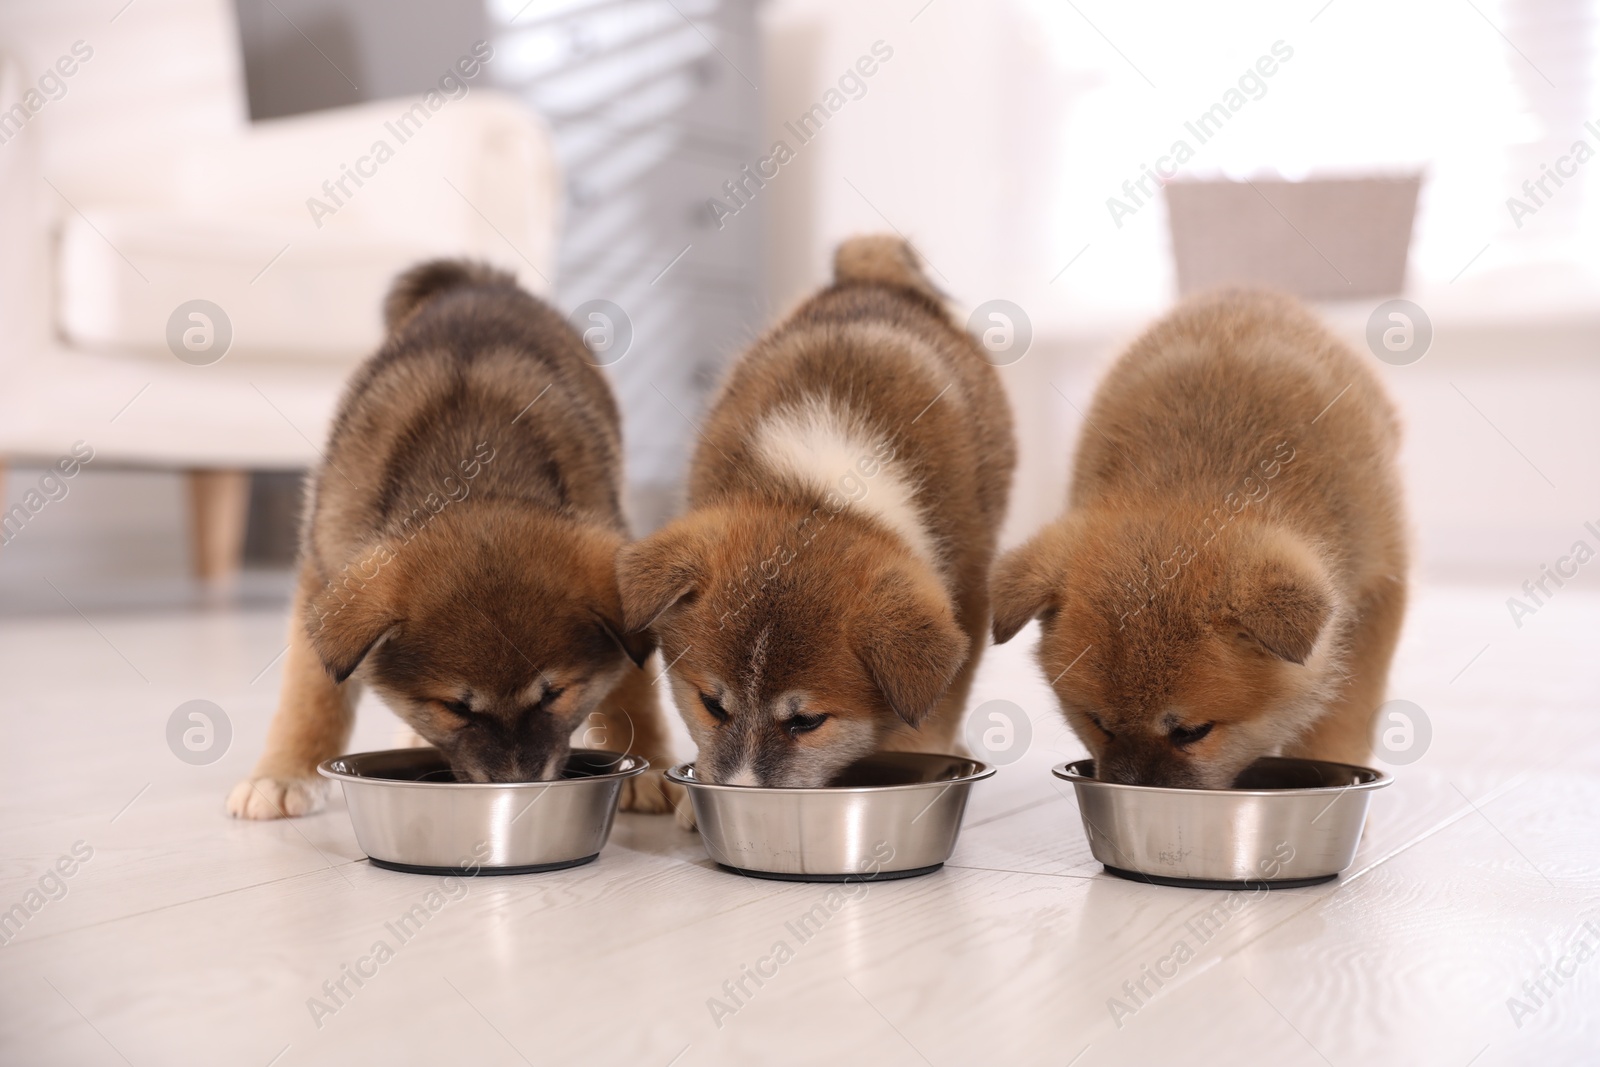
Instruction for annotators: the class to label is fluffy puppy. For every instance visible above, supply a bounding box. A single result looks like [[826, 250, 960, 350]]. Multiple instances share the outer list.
[[617, 235, 1015, 791], [228, 260, 677, 819], [992, 289, 1406, 788]]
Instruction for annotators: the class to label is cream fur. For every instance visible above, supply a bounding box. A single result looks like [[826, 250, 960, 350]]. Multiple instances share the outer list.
[[752, 398, 940, 568]]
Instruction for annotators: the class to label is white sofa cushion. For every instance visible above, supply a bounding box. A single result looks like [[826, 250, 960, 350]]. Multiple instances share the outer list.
[[0, 3, 562, 469], [56, 92, 560, 363]]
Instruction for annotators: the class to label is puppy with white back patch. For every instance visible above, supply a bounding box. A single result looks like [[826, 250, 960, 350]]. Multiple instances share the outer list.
[[228, 260, 678, 818], [617, 236, 1015, 794], [992, 289, 1406, 788]]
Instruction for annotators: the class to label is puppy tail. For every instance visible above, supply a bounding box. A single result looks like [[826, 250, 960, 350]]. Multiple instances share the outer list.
[[384, 259, 518, 333], [832, 235, 942, 303]]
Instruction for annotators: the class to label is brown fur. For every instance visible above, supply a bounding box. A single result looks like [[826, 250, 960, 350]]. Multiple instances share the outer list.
[[617, 235, 1015, 797], [227, 260, 677, 819], [992, 289, 1406, 787]]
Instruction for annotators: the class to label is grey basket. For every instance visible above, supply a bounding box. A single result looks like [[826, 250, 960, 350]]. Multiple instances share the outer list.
[[1165, 176, 1421, 299]]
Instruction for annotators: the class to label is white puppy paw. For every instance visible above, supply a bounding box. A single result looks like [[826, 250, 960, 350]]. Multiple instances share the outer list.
[[227, 775, 329, 820]]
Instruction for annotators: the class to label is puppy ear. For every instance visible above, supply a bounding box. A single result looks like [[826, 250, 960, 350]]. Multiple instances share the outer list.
[[596, 613, 655, 668], [1226, 534, 1334, 665], [990, 531, 1065, 644], [616, 524, 701, 633], [855, 572, 970, 727], [303, 561, 401, 684]]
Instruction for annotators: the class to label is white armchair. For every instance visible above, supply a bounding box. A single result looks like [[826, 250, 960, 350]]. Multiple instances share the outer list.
[[0, 0, 560, 581]]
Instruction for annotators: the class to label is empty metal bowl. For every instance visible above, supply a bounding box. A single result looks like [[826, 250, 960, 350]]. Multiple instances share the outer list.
[[319, 747, 646, 875], [1054, 757, 1391, 889], [666, 751, 995, 882]]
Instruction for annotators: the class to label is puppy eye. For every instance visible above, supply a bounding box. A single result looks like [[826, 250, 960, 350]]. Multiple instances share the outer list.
[[700, 693, 729, 723], [440, 699, 474, 719], [1087, 713, 1114, 740], [1169, 722, 1214, 747], [537, 687, 566, 710], [785, 713, 829, 737]]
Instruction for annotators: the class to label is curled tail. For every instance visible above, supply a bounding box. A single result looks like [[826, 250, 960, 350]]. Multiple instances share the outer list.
[[832, 234, 942, 303], [383, 259, 518, 333]]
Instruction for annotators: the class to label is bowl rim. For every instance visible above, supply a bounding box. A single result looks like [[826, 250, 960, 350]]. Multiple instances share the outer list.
[[664, 752, 996, 794], [317, 746, 649, 788], [1052, 756, 1391, 797]]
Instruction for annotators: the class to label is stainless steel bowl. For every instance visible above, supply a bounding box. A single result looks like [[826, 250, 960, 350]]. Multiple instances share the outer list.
[[319, 747, 646, 875], [666, 751, 995, 882], [1054, 757, 1391, 889]]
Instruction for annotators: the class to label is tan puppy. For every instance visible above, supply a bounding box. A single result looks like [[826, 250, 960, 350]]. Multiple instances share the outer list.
[[228, 260, 677, 819], [992, 289, 1406, 787], [617, 235, 1015, 791]]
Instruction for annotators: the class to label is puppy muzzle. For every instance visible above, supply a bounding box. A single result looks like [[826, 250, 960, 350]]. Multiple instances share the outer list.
[[1095, 740, 1205, 789]]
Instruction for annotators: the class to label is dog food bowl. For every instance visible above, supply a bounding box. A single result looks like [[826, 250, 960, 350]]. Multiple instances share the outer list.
[[319, 747, 646, 875], [666, 751, 995, 882], [1054, 757, 1391, 889]]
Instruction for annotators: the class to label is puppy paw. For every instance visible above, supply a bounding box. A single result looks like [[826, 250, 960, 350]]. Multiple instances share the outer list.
[[227, 775, 329, 820], [619, 768, 684, 815]]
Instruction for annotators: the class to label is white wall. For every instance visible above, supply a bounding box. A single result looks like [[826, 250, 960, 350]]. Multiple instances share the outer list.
[[1000, 317, 1600, 585], [761, 0, 1066, 311], [762, 0, 1600, 585]]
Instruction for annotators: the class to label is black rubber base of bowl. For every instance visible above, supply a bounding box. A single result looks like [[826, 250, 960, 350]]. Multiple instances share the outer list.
[[717, 862, 943, 883], [1103, 864, 1337, 890], [368, 854, 598, 877]]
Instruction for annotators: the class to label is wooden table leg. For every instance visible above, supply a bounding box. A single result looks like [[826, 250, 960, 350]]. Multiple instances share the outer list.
[[187, 469, 250, 584]]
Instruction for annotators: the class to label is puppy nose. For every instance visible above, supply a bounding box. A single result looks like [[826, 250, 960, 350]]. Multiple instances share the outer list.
[[498, 745, 565, 782], [1096, 742, 1172, 787], [505, 753, 548, 782], [1097, 757, 1147, 786]]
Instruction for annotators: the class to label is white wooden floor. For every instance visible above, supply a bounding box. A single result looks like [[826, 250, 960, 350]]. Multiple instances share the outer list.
[[1, 582, 1596, 1066]]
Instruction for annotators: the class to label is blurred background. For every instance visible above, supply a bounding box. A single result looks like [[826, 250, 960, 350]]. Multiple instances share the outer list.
[[2, 0, 1597, 619]]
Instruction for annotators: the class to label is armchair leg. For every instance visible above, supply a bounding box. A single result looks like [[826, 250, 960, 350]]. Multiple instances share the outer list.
[[187, 469, 250, 584]]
